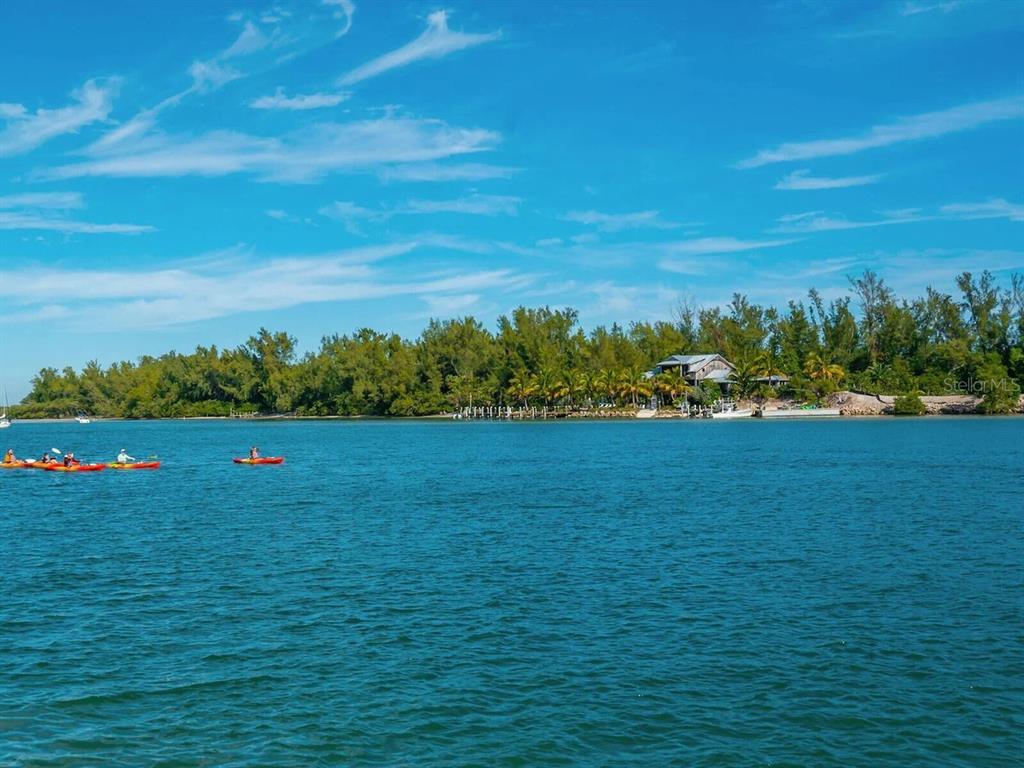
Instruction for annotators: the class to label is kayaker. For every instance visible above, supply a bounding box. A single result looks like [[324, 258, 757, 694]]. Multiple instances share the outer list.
[[63, 452, 75, 467], [40, 452, 53, 464], [249, 446, 260, 459], [3, 449, 14, 463], [116, 448, 135, 464]]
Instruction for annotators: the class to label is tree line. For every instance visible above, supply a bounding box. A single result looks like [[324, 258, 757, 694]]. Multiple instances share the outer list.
[[13, 270, 1024, 418]]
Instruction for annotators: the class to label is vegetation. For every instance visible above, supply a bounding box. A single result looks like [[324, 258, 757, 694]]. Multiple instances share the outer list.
[[13, 270, 1024, 418], [893, 393, 927, 416]]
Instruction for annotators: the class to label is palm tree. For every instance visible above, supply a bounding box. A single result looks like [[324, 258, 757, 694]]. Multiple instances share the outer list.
[[864, 362, 891, 392], [804, 352, 845, 383], [535, 367, 562, 406], [756, 351, 786, 385], [594, 369, 618, 405], [506, 370, 536, 408], [574, 370, 596, 409], [619, 366, 652, 407], [653, 372, 693, 406], [730, 357, 761, 398]]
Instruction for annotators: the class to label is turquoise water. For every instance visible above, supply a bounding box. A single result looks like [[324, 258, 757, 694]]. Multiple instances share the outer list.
[[1, 418, 1021, 766]]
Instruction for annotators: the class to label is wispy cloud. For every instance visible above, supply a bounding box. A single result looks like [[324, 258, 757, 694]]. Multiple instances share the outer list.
[[774, 169, 884, 190], [901, 0, 963, 16], [561, 209, 681, 232], [0, 79, 119, 157], [737, 95, 1024, 168], [772, 210, 923, 233], [0, 191, 153, 234], [318, 201, 390, 235], [379, 162, 519, 183], [0, 212, 154, 235], [0, 243, 534, 328], [250, 87, 350, 110], [939, 198, 1024, 222], [339, 10, 499, 86], [772, 198, 1024, 233], [90, 4, 356, 153], [0, 192, 84, 210], [38, 117, 500, 183], [657, 237, 796, 274], [317, 194, 520, 234], [404, 193, 520, 216]]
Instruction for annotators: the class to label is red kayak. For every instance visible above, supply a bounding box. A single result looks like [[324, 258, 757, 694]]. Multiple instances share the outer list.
[[108, 461, 161, 470], [233, 456, 284, 465], [43, 463, 106, 473]]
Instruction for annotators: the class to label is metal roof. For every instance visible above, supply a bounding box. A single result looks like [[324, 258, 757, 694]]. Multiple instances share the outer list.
[[655, 353, 718, 369], [704, 368, 733, 382]]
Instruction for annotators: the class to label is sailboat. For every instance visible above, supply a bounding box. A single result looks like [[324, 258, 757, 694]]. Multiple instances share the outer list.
[[0, 388, 11, 429]]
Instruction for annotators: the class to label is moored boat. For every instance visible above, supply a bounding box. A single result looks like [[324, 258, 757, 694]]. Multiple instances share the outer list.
[[711, 408, 755, 419], [759, 407, 841, 418]]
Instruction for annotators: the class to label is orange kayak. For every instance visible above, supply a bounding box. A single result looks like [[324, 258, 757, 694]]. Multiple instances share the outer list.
[[233, 457, 284, 465], [43, 463, 107, 473], [108, 461, 161, 470], [1, 461, 35, 470]]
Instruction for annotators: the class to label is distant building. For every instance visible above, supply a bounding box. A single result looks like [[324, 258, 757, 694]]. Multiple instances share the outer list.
[[653, 353, 736, 393]]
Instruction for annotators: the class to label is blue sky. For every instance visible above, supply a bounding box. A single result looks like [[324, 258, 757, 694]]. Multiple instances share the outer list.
[[1, 0, 1022, 399]]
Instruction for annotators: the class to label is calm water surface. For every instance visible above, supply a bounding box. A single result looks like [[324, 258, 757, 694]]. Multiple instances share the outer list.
[[1, 418, 1021, 766]]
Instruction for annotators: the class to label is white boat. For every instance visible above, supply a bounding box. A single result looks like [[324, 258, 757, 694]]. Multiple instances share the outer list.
[[760, 407, 841, 419], [711, 408, 754, 419], [0, 388, 10, 429], [75, 413, 92, 424]]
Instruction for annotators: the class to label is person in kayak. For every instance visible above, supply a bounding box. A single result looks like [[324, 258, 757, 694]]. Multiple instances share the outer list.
[[40, 452, 54, 465], [116, 448, 135, 465], [63, 452, 76, 467], [249, 446, 260, 459], [3, 449, 15, 464]]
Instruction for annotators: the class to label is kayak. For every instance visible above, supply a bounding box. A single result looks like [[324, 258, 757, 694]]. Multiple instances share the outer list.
[[43, 463, 107, 473], [1, 461, 35, 470], [233, 457, 284, 465], [107, 461, 161, 470]]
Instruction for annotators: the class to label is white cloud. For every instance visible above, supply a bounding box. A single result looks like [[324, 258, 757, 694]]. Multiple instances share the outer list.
[[661, 236, 796, 255], [250, 87, 350, 110], [738, 94, 1024, 168], [561, 209, 681, 232], [0, 243, 533, 328], [318, 201, 391, 235], [0, 212, 154, 235], [419, 293, 482, 316], [0, 192, 84, 210], [939, 198, 1024, 222], [90, 3, 356, 152], [322, 0, 355, 37], [773, 199, 1024, 233], [38, 118, 501, 183], [0, 79, 119, 157], [0, 190, 153, 234], [339, 10, 499, 86], [379, 162, 518, 182], [774, 169, 884, 190], [901, 0, 963, 16], [403, 193, 520, 216]]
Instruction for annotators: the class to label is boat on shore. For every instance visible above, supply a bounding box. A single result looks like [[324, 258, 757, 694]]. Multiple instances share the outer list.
[[759, 407, 841, 419], [711, 408, 755, 419]]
